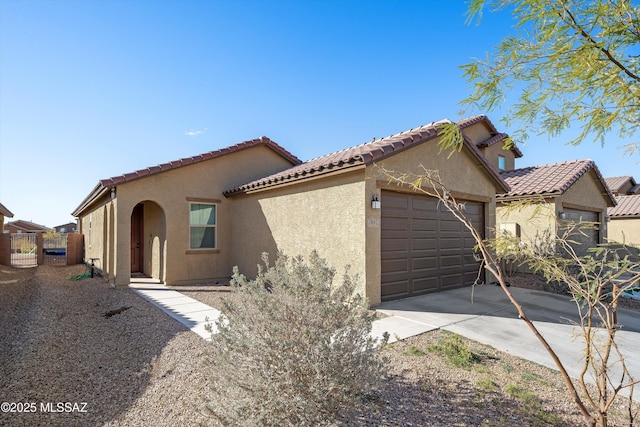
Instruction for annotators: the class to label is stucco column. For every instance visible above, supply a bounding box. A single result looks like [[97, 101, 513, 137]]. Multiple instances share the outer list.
[[113, 201, 131, 287], [364, 173, 382, 306]]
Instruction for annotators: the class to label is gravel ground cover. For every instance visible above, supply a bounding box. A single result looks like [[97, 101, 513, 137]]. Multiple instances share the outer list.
[[0, 265, 638, 426]]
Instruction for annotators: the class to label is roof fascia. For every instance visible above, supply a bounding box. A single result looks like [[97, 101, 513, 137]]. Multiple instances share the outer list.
[[71, 184, 109, 217]]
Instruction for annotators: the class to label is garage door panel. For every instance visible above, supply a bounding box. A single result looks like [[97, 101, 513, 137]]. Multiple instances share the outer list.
[[413, 277, 439, 292], [381, 258, 408, 273], [381, 217, 409, 231], [381, 190, 484, 301], [440, 219, 463, 231], [560, 208, 599, 256], [441, 254, 464, 267], [412, 256, 437, 270], [381, 280, 410, 299], [381, 237, 409, 252], [412, 238, 437, 250], [412, 218, 437, 231], [412, 197, 438, 211], [439, 237, 463, 249]]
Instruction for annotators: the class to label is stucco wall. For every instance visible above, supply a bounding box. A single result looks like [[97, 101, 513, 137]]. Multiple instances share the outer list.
[[76, 144, 296, 287], [229, 136, 502, 306], [481, 143, 516, 172], [78, 198, 111, 274], [497, 200, 557, 246], [608, 217, 640, 247], [229, 169, 368, 297]]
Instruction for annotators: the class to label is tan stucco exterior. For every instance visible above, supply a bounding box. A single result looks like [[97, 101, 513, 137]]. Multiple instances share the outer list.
[[461, 120, 518, 172], [608, 218, 640, 247], [230, 137, 503, 305], [497, 169, 610, 251], [74, 127, 506, 306], [76, 145, 296, 287]]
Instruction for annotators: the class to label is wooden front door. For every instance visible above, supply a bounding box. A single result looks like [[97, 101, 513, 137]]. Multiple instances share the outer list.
[[131, 204, 144, 273]]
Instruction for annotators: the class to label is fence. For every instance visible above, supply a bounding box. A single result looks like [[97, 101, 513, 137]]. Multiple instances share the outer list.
[[10, 233, 38, 267], [0, 233, 84, 267], [43, 233, 68, 266]]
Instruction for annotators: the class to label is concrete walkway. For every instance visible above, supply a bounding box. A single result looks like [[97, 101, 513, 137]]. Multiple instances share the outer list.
[[130, 278, 221, 340]]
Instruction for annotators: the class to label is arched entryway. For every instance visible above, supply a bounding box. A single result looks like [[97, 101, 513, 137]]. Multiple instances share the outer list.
[[130, 201, 167, 282]]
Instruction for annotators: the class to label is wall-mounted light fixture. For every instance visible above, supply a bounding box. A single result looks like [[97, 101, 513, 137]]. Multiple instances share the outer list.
[[371, 195, 381, 209], [557, 211, 567, 220], [110, 187, 116, 200]]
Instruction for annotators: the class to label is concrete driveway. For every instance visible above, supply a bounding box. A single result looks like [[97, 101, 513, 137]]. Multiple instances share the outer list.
[[372, 284, 640, 401]]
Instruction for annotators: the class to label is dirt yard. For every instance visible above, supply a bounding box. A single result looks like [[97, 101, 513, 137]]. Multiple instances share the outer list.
[[0, 265, 637, 426]]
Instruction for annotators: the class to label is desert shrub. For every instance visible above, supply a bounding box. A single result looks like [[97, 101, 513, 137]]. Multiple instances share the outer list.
[[427, 333, 481, 369], [205, 251, 388, 427]]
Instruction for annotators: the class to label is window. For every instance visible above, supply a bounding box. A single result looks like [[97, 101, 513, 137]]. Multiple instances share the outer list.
[[498, 155, 506, 172], [190, 203, 216, 249]]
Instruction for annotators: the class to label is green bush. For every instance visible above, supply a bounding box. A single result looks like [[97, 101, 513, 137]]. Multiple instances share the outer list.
[[205, 251, 388, 427], [427, 333, 481, 369]]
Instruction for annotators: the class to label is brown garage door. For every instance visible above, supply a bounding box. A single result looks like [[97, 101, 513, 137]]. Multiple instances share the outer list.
[[559, 208, 599, 256], [381, 190, 484, 301]]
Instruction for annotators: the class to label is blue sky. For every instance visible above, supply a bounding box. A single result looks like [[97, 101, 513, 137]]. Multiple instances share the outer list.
[[1, 0, 637, 228]]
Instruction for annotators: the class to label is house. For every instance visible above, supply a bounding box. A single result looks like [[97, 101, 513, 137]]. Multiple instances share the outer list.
[[605, 176, 640, 196], [72, 117, 511, 305], [0, 202, 13, 232], [54, 222, 78, 234], [607, 195, 640, 248], [4, 220, 51, 234], [496, 159, 616, 256], [72, 137, 301, 289]]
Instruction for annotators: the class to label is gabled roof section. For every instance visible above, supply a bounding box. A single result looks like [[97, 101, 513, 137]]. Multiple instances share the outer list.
[[605, 176, 639, 195], [6, 220, 51, 232], [224, 118, 510, 196], [72, 136, 301, 216], [0, 202, 13, 218], [457, 115, 523, 158], [608, 195, 640, 217], [498, 159, 616, 205], [100, 136, 301, 187]]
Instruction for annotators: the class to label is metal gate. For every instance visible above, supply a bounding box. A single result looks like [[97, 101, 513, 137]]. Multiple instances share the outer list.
[[10, 233, 37, 267], [43, 233, 68, 266]]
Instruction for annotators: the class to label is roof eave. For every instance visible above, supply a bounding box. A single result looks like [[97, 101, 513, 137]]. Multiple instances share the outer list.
[[224, 163, 366, 197], [72, 184, 109, 217]]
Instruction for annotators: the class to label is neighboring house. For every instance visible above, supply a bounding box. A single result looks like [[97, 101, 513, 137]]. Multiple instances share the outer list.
[[605, 176, 640, 196], [0, 202, 14, 232], [496, 159, 616, 256], [54, 222, 78, 233], [607, 195, 640, 247], [73, 117, 511, 305], [4, 220, 51, 234]]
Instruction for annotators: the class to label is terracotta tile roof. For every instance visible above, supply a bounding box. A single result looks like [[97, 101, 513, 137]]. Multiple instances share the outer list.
[[224, 118, 510, 196], [5, 220, 51, 232], [498, 159, 616, 205], [99, 136, 301, 187], [608, 195, 640, 217], [0, 202, 13, 218], [457, 114, 523, 158], [72, 136, 301, 216], [605, 176, 639, 195]]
